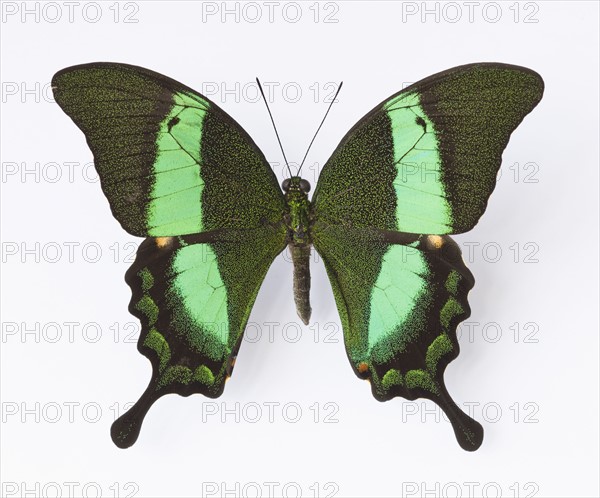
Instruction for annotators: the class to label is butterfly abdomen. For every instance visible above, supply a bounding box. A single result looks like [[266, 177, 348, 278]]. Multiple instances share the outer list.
[[290, 244, 312, 325]]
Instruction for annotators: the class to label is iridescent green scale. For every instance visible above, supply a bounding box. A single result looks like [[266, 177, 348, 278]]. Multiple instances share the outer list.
[[53, 62, 544, 450], [147, 92, 209, 235]]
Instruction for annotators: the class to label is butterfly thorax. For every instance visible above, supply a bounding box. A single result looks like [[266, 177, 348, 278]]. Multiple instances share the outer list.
[[282, 176, 312, 245], [282, 176, 313, 324]]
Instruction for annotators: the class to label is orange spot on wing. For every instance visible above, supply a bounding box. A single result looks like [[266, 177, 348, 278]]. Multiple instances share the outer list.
[[358, 362, 369, 374], [427, 235, 443, 249], [155, 237, 173, 249]]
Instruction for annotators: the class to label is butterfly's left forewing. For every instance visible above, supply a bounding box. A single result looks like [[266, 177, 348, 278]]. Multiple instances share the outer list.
[[313, 63, 544, 234], [312, 63, 544, 450]]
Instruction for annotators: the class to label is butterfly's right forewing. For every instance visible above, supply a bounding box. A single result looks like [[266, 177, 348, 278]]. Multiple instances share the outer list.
[[52, 63, 286, 236]]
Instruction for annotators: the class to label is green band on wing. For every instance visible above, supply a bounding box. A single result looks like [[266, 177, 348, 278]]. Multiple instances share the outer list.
[[148, 92, 210, 236], [368, 245, 428, 351], [168, 243, 230, 359], [385, 93, 452, 234]]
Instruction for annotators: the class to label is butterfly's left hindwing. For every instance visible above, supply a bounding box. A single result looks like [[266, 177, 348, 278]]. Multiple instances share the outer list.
[[313, 225, 481, 450], [111, 227, 287, 448]]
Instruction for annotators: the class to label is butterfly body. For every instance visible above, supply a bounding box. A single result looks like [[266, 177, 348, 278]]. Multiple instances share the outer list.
[[52, 62, 543, 450], [283, 176, 313, 324]]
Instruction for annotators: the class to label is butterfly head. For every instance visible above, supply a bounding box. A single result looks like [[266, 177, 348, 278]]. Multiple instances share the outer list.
[[282, 176, 311, 194]]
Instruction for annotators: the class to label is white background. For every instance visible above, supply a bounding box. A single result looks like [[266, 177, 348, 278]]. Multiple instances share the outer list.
[[1, 1, 599, 497]]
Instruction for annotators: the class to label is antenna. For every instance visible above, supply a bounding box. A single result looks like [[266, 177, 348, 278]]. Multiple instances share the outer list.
[[297, 81, 343, 177], [256, 77, 293, 178]]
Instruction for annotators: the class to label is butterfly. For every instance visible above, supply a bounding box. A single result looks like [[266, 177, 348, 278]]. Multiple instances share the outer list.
[[52, 62, 544, 450]]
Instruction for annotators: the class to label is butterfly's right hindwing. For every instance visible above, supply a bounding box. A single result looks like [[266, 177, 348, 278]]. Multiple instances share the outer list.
[[111, 226, 287, 448], [52, 63, 285, 236]]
